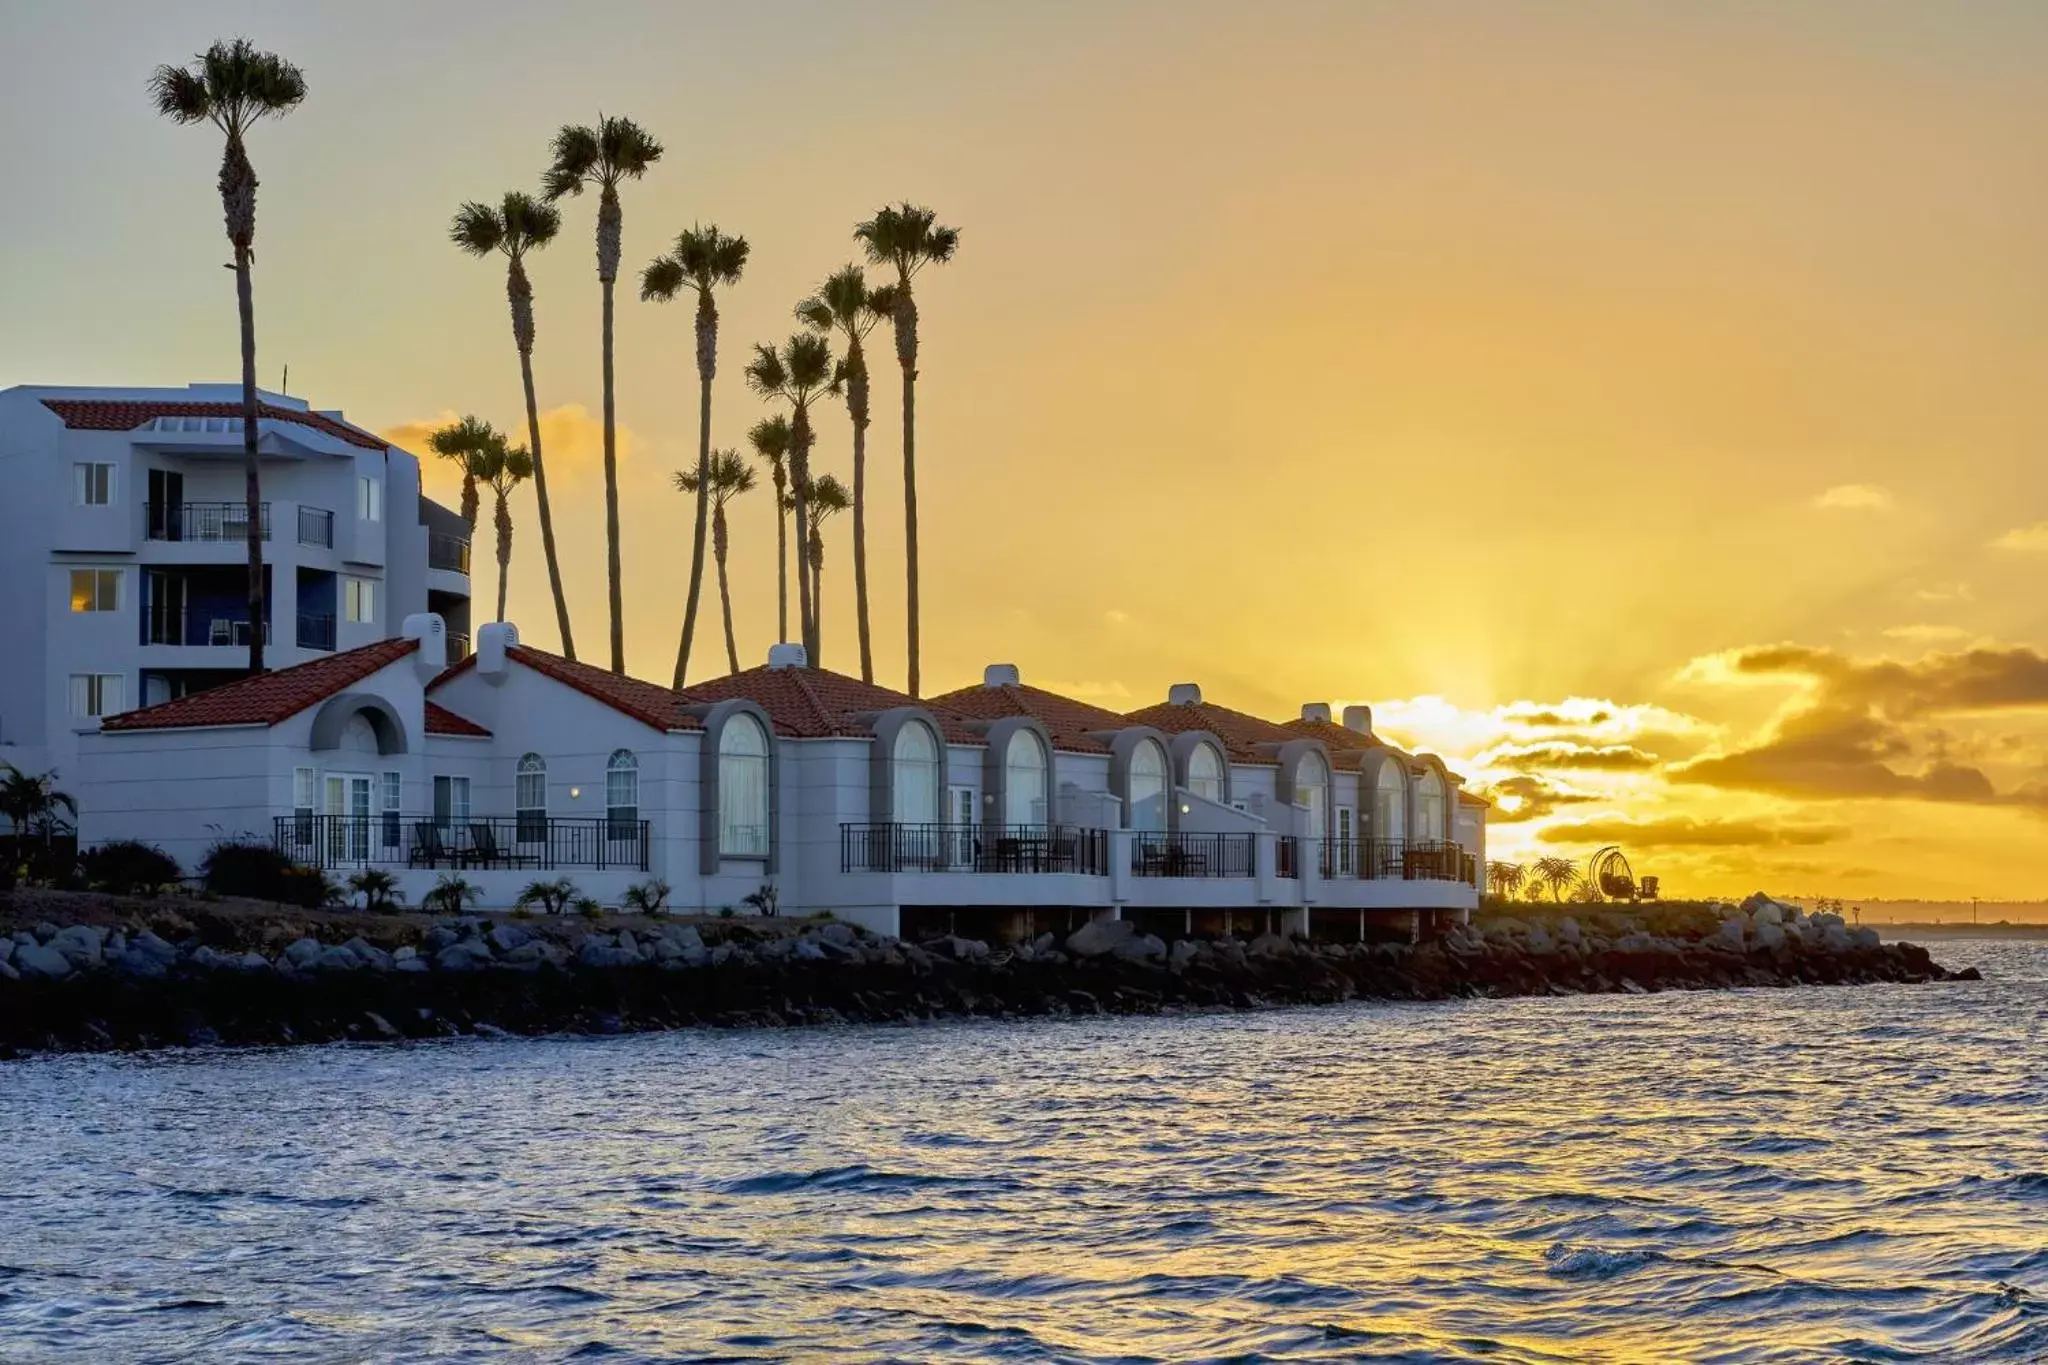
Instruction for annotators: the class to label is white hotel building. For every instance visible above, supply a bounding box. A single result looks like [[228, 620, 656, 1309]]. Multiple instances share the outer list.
[[0, 383, 473, 784]]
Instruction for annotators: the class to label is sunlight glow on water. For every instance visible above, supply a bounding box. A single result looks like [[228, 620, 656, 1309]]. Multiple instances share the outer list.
[[1, 940, 2043, 1363]]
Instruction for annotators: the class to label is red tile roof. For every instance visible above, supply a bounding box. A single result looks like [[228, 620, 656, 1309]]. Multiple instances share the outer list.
[[1122, 698, 1297, 764], [683, 667, 986, 744], [100, 639, 419, 731], [432, 646, 706, 732], [926, 682, 1120, 753], [1280, 716, 1384, 770], [41, 399, 388, 451], [424, 700, 491, 737]]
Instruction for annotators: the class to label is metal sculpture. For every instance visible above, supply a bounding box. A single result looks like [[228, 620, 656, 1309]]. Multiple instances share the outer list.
[[1586, 845, 1646, 902]]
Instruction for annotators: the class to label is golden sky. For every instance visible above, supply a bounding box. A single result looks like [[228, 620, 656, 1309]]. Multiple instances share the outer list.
[[3, 1, 2046, 899]]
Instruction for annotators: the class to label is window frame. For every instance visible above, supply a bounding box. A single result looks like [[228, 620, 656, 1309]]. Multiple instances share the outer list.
[[891, 720, 942, 827], [68, 672, 125, 719], [433, 774, 471, 829], [1003, 728, 1049, 830], [1186, 741, 1226, 806], [516, 753, 548, 842], [344, 577, 376, 624], [68, 568, 121, 613], [74, 462, 114, 507], [716, 721, 771, 858], [357, 474, 383, 522], [606, 749, 642, 843]]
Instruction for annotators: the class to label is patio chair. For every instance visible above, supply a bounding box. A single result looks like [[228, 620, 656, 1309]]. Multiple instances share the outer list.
[[410, 821, 456, 869], [468, 823, 536, 870]]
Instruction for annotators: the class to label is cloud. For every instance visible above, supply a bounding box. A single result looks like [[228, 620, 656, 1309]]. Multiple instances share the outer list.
[[1475, 774, 1596, 824], [1883, 624, 1974, 644], [1480, 741, 1660, 772], [381, 404, 633, 494], [1364, 694, 1713, 760], [1909, 583, 1973, 604], [1696, 642, 2048, 717], [1037, 678, 1132, 702], [1814, 484, 1895, 512], [1538, 814, 1849, 849], [1990, 521, 2048, 553]]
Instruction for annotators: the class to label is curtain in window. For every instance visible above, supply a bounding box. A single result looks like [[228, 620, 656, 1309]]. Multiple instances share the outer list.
[[516, 753, 547, 842], [607, 750, 641, 842], [718, 720, 770, 856], [1129, 739, 1168, 832], [892, 722, 940, 826], [1416, 771, 1445, 843], [1187, 743, 1225, 805], [1297, 751, 1328, 840], [1375, 765, 1407, 843], [1004, 730, 1047, 829]]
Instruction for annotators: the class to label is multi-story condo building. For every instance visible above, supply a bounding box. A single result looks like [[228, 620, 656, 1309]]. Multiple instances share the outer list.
[[0, 383, 471, 785], [73, 619, 1487, 943]]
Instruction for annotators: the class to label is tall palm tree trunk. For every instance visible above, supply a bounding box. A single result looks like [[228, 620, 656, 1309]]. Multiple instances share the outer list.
[[895, 294, 921, 696], [494, 493, 512, 622], [773, 473, 789, 643], [673, 304, 716, 688], [224, 131, 265, 676], [714, 506, 739, 674], [791, 411, 817, 663], [511, 259, 575, 659], [849, 356, 873, 684], [598, 188, 625, 674]]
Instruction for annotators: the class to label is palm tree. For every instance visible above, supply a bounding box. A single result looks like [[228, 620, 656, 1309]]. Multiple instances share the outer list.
[[748, 415, 793, 644], [798, 267, 887, 683], [449, 192, 577, 659], [425, 414, 493, 534], [745, 334, 837, 663], [1533, 856, 1578, 904], [472, 431, 534, 623], [804, 473, 851, 666], [0, 764, 77, 839], [149, 40, 307, 677], [642, 225, 749, 688], [1487, 860, 1527, 900], [854, 204, 959, 696], [674, 449, 756, 675], [542, 115, 664, 675]]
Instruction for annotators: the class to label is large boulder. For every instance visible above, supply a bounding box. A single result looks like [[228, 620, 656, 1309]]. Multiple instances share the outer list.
[[341, 937, 393, 971], [814, 922, 856, 948], [313, 945, 363, 972], [282, 937, 323, 970], [1248, 933, 1295, 959], [1066, 917, 1137, 959], [791, 938, 829, 961], [14, 943, 73, 979], [112, 949, 168, 979], [1169, 938, 1202, 969], [575, 939, 637, 969], [1849, 926, 1881, 949], [49, 925, 105, 969], [486, 923, 531, 954], [1712, 917, 1747, 952], [1557, 917, 1582, 946], [1752, 920, 1788, 951], [1115, 932, 1168, 963], [1819, 923, 1852, 953], [933, 935, 989, 962], [129, 930, 179, 964], [436, 941, 494, 972]]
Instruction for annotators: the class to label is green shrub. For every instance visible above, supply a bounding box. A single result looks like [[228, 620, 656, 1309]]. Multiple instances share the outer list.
[[421, 874, 481, 916], [347, 868, 405, 912], [79, 840, 182, 895], [622, 879, 670, 916], [515, 877, 578, 916], [575, 896, 604, 921], [200, 839, 331, 908]]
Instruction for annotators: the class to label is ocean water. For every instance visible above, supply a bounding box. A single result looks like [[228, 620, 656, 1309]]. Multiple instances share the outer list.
[[1, 940, 2043, 1364]]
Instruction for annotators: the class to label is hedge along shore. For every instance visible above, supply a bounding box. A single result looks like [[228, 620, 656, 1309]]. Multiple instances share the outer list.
[[0, 890, 1974, 1057]]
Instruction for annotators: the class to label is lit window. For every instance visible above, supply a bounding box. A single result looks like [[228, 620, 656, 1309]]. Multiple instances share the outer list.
[[1375, 764, 1407, 843], [69, 569, 121, 613], [1416, 770, 1445, 843], [1128, 738, 1168, 832], [433, 774, 471, 829], [357, 475, 383, 522], [892, 721, 940, 825], [344, 578, 375, 623], [1297, 750, 1328, 840], [516, 753, 547, 841], [1004, 729, 1047, 829], [73, 463, 113, 506], [718, 721, 769, 856], [68, 673, 125, 718], [607, 749, 642, 841], [1187, 742, 1225, 805]]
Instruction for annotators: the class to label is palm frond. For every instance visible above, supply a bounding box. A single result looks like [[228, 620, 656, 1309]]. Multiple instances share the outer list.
[[708, 448, 757, 497], [427, 414, 498, 459], [449, 200, 505, 257], [672, 466, 703, 495], [783, 332, 835, 392], [598, 114, 664, 178], [501, 191, 560, 251], [640, 255, 686, 303], [674, 222, 748, 287], [807, 473, 851, 517], [855, 202, 959, 278], [540, 163, 583, 202], [503, 445, 534, 481], [147, 63, 211, 123], [744, 342, 789, 398], [747, 414, 791, 464]]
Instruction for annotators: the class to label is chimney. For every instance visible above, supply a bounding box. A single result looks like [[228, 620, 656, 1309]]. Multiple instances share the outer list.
[[402, 612, 447, 673], [1300, 702, 1332, 725], [1167, 682, 1202, 706], [767, 642, 808, 670], [983, 663, 1021, 689], [476, 622, 519, 679], [1342, 704, 1373, 736]]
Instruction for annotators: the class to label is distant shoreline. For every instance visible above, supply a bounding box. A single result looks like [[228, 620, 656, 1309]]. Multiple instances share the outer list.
[[1854, 922, 2048, 941]]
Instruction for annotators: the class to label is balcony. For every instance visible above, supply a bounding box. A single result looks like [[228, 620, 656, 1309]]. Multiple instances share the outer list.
[[145, 501, 270, 542], [840, 823, 1110, 875], [1317, 839, 1473, 883], [143, 607, 269, 648], [296, 613, 336, 652], [447, 632, 472, 662], [298, 506, 335, 548], [1131, 831, 1256, 878], [273, 815, 650, 872], [428, 532, 472, 574]]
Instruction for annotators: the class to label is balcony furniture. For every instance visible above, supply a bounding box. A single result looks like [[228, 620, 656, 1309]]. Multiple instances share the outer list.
[[839, 823, 1108, 876], [410, 822, 459, 869], [1130, 831, 1249, 878], [467, 823, 538, 870]]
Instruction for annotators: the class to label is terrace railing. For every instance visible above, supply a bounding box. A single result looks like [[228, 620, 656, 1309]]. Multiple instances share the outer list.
[[428, 533, 472, 574], [297, 506, 335, 548], [273, 814, 650, 872], [143, 607, 270, 648], [295, 613, 336, 651], [145, 501, 271, 542], [1131, 830, 1256, 878], [840, 822, 1110, 876]]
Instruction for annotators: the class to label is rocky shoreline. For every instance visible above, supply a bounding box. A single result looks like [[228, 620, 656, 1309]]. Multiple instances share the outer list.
[[0, 893, 1975, 1056]]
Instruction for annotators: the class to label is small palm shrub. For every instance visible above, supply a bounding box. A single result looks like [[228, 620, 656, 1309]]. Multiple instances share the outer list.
[[574, 896, 604, 921], [348, 868, 405, 912], [515, 877, 578, 916], [421, 874, 481, 916], [622, 879, 670, 916], [741, 882, 780, 918], [200, 838, 330, 908], [79, 840, 181, 896]]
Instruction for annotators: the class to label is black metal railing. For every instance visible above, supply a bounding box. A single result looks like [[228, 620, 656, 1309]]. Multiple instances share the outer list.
[[145, 502, 271, 542], [298, 506, 334, 548], [142, 607, 270, 648], [274, 814, 650, 872], [447, 632, 472, 661], [1131, 830, 1256, 878], [296, 613, 336, 651], [840, 822, 1110, 875], [428, 533, 472, 574]]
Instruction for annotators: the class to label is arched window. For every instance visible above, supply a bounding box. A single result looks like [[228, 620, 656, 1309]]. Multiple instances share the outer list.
[[1375, 763, 1407, 845], [718, 717, 771, 857], [1187, 742, 1225, 805], [1005, 729, 1048, 829], [606, 750, 640, 841], [1416, 770, 1445, 843], [893, 721, 940, 826], [1297, 749, 1329, 841], [1129, 739, 1168, 832], [516, 753, 547, 842]]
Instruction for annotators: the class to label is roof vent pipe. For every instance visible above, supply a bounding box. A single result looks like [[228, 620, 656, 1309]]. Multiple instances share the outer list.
[[1300, 702, 1332, 725], [983, 663, 1021, 689], [476, 622, 518, 679], [767, 642, 808, 670], [1168, 683, 1202, 706], [1342, 704, 1373, 736], [402, 612, 448, 673]]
